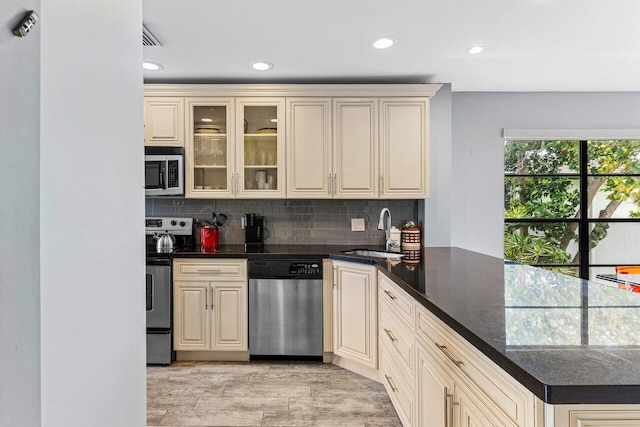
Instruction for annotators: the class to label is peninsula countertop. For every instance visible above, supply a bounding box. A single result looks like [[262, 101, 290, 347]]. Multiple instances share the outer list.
[[170, 244, 640, 404], [333, 247, 640, 405]]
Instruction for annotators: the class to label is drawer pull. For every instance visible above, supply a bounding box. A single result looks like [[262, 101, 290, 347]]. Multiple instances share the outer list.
[[435, 343, 464, 367], [205, 287, 208, 310], [384, 374, 398, 392], [196, 269, 223, 273], [384, 328, 398, 343], [383, 289, 397, 300]]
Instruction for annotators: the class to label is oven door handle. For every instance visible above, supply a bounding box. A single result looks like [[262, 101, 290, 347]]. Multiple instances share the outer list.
[[147, 259, 171, 266]]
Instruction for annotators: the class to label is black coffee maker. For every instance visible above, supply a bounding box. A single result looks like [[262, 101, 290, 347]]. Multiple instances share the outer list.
[[242, 213, 264, 249]]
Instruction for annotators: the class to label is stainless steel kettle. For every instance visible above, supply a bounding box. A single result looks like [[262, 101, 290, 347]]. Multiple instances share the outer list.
[[154, 232, 176, 252]]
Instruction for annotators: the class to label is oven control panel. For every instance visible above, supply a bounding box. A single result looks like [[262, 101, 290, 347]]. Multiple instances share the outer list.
[[145, 217, 193, 235]]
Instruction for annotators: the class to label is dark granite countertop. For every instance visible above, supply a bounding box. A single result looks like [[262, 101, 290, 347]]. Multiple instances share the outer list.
[[169, 244, 640, 404], [336, 247, 640, 405], [171, 244, 361, 259]]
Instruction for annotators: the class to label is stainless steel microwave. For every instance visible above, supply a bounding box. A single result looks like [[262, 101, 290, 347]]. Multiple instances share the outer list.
[[145, 147, 184, 197]]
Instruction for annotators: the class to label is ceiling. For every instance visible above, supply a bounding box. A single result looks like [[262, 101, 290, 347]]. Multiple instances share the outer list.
[[142, 0, 640, 92]]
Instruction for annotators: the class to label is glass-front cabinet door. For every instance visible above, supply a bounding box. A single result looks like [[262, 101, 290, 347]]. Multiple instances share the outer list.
[[236, 98, 285, 198], [185, 98, 235, 198]]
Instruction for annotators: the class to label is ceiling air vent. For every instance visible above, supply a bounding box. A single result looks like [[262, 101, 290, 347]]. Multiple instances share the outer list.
[[143, 24, 162, 47]]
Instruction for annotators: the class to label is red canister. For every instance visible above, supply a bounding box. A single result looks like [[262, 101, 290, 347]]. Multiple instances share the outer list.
[[201, 226, 219, 250]]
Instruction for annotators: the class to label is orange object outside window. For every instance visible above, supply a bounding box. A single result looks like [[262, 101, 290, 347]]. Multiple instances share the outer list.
[[616, 266, 640, 275]]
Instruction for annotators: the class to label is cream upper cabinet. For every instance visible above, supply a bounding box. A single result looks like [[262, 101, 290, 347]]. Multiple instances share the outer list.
[[185, 98, 235, 198], [236, 98, 285, 198], [144, 97, 184, 147], [144, 84, 441, 199], [173, 259, 248, 352], [333, 99, 378, 198], [380, 98, 429, 198], [286, 98, 379, 199], [286, 98, 332, 198], [332, 260, 377, 369]]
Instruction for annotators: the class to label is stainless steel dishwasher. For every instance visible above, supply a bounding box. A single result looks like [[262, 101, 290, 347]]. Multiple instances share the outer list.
[[249, 259, 323, 358]]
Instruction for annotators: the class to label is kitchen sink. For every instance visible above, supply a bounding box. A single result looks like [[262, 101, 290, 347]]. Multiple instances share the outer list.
[[341, 249, 405, 259]]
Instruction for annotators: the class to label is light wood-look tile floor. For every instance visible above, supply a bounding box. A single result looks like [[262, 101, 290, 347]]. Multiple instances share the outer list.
[[147, 361, 402, 426]]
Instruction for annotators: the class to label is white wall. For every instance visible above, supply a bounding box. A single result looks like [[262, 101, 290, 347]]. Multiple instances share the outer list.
[[0, 2, 41, 426], [451, 92, 640, 257], [40, 1, 145, 426], [424, 83, 452, 246]]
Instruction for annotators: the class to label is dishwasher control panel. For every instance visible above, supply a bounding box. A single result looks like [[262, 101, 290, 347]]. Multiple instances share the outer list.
[[290, 262, 321, 275], [249, 259, 323, 279]]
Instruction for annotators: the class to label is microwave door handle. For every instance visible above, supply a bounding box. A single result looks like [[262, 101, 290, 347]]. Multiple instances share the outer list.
[[159, 163, 166, 189]]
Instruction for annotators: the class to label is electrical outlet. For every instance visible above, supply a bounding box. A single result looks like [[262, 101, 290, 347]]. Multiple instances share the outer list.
[[351, 218, 365, 232]]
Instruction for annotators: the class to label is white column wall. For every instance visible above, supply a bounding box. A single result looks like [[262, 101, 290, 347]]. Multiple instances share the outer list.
[[0, 2, 42, 426], [424, 83, 452, 246], [40, 1, 145, 426], [451, 92, 640, 257]]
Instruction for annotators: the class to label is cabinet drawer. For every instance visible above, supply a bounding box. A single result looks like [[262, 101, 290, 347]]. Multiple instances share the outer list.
[[415, 304, 533, 427], [379, 273, 413, 327], [380, 342, 414, 427], [174, 259, 247, 280], [380, 304, 414, 378]]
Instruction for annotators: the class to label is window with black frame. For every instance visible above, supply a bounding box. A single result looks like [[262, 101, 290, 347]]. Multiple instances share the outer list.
[[504, 138, 640, 281], [504, 137, 640, 346]]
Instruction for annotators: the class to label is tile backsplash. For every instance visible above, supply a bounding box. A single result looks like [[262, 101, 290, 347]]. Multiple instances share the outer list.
[[146, 198, 418, 246]]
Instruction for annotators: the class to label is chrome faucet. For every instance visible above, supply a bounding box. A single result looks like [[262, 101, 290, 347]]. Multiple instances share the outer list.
[[377, 208, 392, 251]]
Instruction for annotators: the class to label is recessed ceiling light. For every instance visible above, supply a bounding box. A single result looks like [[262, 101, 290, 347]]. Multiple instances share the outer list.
[[251, 61, 273, 71], [270, 118, 278, 123], [467, 46, 484, 55], [371, 37, 397, 49], [142, 62, 163, 71], [201, 118, 213, 122]]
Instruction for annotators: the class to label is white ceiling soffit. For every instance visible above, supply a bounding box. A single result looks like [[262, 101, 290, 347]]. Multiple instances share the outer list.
[[141, 0, 640, 92], [503, 129, 640, 140]]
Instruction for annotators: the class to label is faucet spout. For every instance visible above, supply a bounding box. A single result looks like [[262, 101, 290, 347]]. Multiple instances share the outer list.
[[378, 208, 392, 250]]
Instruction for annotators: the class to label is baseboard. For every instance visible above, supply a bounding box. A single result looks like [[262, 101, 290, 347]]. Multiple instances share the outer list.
[[331, 354, 381, 383], [176, 350, 250, 362]]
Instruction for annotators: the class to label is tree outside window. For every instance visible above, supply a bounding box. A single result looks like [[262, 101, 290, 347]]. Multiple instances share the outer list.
[[504, 139, 640, 280]]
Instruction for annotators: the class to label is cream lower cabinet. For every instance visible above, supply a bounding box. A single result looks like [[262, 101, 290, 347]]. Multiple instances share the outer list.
[[549, 405, 640, 427], [414, 301, 535, 427], [173, 259, 247, 353], [332, 260, 377, 370], [416, 338, 453, 427], [379, 274, 417, 426], [377, 272, 538, 427]]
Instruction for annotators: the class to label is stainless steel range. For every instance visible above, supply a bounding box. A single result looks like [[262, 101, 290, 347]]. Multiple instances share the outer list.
[[145, 217, 194, 365]]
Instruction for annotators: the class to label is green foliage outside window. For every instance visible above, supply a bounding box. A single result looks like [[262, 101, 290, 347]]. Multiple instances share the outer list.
[[504, 139, 640, 276]]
